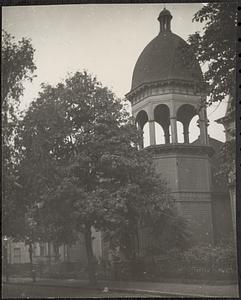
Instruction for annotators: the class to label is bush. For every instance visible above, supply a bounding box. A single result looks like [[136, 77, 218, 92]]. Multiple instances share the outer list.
[[32, 261, 88, 279], [96, 257, 147, 281], [6, 263, 31, 277], [129, 243, 238, 282], [146, 243, 238, 281], [181, 244, 237, 277]]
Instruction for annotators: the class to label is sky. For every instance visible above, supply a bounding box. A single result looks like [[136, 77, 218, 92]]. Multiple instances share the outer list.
[[2, 3, 229, 143]]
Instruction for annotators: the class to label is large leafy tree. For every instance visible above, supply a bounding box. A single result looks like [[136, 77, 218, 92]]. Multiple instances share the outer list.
[[187, 2, 236, 105], [2, 30, 36, 237], [186, 2, 237, 234], [18, 71, 189, 283]]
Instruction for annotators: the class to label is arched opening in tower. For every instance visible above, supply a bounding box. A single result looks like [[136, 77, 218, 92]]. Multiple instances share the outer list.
[[143, 123, 150, 148], [135, 110, 149, 148], [189, 115, 200, 143], [155, 122, 165, 144], [177, 121, 184, 143], [177, 104, 198, 144], [154, 104, 170, 144]]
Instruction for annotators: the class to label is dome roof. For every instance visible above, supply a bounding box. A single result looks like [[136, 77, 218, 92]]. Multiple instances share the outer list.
[[130, 10, 203, 92]]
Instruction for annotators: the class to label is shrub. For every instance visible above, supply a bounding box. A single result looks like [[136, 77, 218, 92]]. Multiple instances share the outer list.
[[182, 244, 237, 276], [140, 243, 237, 281]]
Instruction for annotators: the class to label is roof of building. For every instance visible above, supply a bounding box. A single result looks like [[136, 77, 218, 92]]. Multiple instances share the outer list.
[[130, 10, 203, 92]]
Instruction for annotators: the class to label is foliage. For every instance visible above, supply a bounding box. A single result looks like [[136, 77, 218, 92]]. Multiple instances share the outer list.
[[145, 208, 192, 255], [18, 71, 140, 242], [102, 154, 177, 260], [140, 243, 237, 281], [2, 30, 36, 110], [186, 4, 236, 219], [95, 241, 237, 281], [18, 70, 188, 283], [186, 2, 236, 105], [2, 30, 36, 238], [2, 30, 36, 151], [215, 100, 235, 180], [105, 206, 191, 262], [182, 243, 237, 275], [216, 139, 235, 181]]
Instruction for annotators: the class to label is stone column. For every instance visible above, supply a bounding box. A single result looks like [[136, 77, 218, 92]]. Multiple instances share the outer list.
[[136, 122, 144, 149], [163, 125, 170, 144], [170, 117, 178, 144], [149, 120, 156, 146], [183, 123, 189, 144], [146, 105, 156, 146], [198, 108, 209, 144]]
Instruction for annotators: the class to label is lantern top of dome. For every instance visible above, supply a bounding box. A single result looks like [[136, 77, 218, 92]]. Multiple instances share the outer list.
[[129, 9, 203, 93]]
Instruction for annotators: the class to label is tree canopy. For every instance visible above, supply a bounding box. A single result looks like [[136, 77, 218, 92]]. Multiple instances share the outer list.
[[2, 30, 36, 238], [184, 3, 236, 190], [187, 2, 236, 105], [2, 30, 36, 121], [17, 71, 189, 283]]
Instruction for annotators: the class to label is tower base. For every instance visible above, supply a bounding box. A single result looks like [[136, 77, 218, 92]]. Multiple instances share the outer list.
[[148, 144, 214, 245]]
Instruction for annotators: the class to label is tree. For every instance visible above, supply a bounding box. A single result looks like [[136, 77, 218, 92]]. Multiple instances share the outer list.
[[186, 2, 236, 105], [186, 2, 236, 238], [2, 30, 36, 238], [2, 30, 36, 108], [18, 71, 189, 283]]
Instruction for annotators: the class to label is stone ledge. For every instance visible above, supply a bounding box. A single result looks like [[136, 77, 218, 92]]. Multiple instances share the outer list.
[[144, 144, 214, 157]]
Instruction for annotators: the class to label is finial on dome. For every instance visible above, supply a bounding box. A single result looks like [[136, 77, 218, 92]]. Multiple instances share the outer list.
[[158, 8, 172, 33]]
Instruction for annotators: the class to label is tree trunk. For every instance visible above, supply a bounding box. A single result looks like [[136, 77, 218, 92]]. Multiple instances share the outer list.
[[29, 242, 33, 267], [53, 242, 60, 262], [135, 228, 140, 257], [47, 242, 52, 270], [28, 242, 36, 282], [84, 224, 97, 285]]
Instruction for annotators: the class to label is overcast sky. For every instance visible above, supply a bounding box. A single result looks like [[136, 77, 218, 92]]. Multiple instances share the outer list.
[[2, 3, 228, 142]]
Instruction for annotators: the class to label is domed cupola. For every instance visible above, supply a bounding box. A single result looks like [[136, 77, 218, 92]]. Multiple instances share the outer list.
[[129, 8, 203, 94], [125, 8, 217, 246], [126, 8, 209, 148]]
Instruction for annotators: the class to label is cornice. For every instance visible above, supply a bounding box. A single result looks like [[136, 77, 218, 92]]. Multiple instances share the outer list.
[[142, 143, 214, 157], [126, 79, 206, 102]]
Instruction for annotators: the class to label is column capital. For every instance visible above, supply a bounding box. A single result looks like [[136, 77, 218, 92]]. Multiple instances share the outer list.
[[146, 104, 154, 120]]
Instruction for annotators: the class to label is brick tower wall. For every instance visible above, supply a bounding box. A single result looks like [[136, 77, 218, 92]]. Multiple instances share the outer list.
[[153, 150, 214, 245]]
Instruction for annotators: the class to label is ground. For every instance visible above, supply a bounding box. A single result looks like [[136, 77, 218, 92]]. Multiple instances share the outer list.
[[2, 276, 239, 298], [2, 283, 171, 298]]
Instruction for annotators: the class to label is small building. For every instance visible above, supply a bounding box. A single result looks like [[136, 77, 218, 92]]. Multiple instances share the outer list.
[[5, 229, 102, 267]]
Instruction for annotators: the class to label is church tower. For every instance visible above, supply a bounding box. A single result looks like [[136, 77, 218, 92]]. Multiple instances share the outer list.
[[126, 8, 214, 244]]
